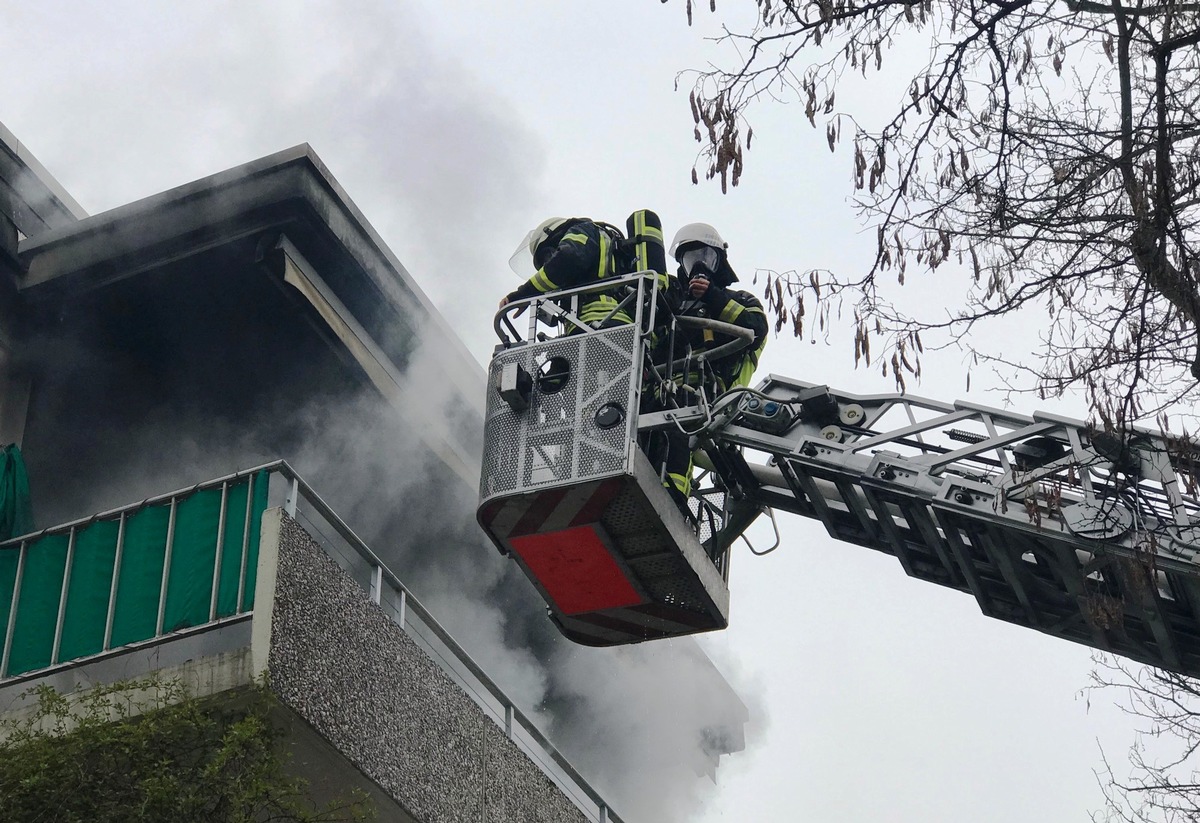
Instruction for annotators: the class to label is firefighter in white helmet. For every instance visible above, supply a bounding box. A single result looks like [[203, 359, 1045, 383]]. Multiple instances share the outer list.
[[647, 223, 768, 511], [500, 217, 631, 329], [668, 222, 768, 392]]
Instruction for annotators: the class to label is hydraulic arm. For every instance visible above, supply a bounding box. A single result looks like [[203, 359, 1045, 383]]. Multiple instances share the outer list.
[[642, 376, 1200, 675]]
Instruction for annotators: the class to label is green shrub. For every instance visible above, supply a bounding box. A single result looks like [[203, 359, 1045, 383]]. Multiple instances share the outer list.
[[0, 677, 374, 823]]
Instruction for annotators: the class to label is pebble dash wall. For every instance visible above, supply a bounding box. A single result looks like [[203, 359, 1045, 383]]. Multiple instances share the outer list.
[[265, 511, 591, 823]]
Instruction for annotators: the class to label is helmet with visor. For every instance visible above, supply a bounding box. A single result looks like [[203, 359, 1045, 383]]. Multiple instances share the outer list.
[[669, 222, 736, 285]]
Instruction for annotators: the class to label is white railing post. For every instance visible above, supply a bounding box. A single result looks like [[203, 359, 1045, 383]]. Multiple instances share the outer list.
[[285, 476, 299, 517], [237, 474, 255, 613], [50, 526, 77, 665], [156, 498, 178, 636], [103, 513, 126, 651], [1, 541, 27, 677], [370, 565, 383, 605], [209, 482, 229, 622]]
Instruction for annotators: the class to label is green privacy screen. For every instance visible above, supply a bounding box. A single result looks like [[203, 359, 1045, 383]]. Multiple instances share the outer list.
[[0, 471, 269, 677], [0, 443, 34, 542]]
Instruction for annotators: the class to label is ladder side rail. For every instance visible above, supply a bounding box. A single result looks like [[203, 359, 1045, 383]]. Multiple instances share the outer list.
[[753, 377, 1200, 471], [635, 372, 1200, 673], [700, 406, 1200, 568], [642, 369, 1200, 576], [740, 380, 1200, 540]]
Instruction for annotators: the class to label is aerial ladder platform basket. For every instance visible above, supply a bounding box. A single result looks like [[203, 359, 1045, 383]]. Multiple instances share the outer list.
[[477, 275, 1200, 672], [477, 274, 739, 646]]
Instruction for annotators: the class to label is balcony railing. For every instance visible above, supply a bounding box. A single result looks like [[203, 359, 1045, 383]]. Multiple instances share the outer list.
[[0, 468, 267, 678], [0, 461, 623, 823]]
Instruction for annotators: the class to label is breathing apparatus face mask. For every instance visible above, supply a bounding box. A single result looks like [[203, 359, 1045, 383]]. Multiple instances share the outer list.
[[679, 245, 723, 281]]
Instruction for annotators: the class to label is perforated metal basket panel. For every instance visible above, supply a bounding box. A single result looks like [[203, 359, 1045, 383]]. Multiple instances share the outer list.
[[598, 482, 648, 533], [481, 326, 639, 502], [633, 559, 710, 612], [597, 482, 714, 616], [695, 489, 729, 546], [479, 327, 732, 646]]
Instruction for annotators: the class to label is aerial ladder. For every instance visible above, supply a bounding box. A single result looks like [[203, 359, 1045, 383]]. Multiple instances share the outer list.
[[477, 272, 1200, 677]]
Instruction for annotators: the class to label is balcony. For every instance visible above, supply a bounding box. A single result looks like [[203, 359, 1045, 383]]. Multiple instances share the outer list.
[[0, 462, 625, 823]]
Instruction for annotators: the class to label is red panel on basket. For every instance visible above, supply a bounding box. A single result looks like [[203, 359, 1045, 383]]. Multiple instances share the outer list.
[[509, 524, 644, 616]]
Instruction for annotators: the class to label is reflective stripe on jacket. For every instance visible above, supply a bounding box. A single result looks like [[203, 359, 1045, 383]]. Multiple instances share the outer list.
[[509, 220, 631, 325], [658, 277, 768, 394]]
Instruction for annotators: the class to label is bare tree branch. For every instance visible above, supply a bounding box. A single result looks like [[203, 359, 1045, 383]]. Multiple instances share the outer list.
[[669, 0, 1200, 429]]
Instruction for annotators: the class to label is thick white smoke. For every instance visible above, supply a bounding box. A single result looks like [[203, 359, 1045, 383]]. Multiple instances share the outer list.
[[0, 1, 536, 359], [2, 3, 767, 817], [275, 338, 765, 823], [23, 289, 762, 823]]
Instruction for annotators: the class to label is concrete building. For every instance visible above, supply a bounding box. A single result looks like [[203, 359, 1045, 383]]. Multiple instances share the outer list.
[[0, 124, 747, 822]]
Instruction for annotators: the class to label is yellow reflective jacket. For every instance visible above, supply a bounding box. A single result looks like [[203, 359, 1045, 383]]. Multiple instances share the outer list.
[[506, 220, 631, 327]]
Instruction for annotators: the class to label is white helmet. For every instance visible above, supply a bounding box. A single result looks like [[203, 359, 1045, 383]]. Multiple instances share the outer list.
[[509, 217, 570, 274], [668, 222, 727, 258]]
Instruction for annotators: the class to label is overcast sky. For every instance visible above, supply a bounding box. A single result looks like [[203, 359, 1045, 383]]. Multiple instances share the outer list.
[[0, 2, 1149, 820]]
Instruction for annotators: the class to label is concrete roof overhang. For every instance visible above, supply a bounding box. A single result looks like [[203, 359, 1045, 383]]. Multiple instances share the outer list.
[[0, 120, 87, 239], [16, 144, 482, 408]]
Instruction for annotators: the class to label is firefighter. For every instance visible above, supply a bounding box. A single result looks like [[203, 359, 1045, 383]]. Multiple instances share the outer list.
[[499, 217, 631, 329], [647, 223, 769, 515], [667, 222, 768, 394]]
